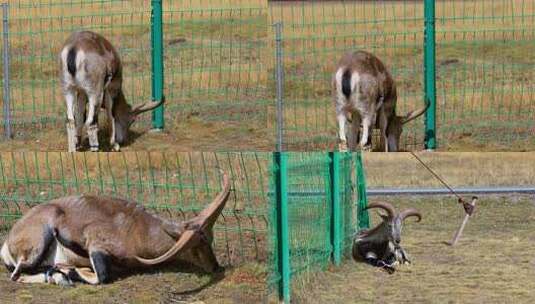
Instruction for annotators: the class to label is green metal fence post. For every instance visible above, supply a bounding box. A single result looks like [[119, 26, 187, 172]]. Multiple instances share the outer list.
[[151, 0, 164, 129], [355, 152, 369, 230], [329, 152, 342, 265], [274, 152, 290, 303], [424, 0, 437, 150]]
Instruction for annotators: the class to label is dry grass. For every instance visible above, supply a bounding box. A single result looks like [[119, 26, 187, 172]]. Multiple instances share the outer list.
[[294, 195, 535, 303], [363, 152, 535, 188], [268, 0, 535, 151], [0, 261, 267, 304]]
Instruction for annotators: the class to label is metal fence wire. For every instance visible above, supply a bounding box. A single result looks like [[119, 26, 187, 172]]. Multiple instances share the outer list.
[[269, 0, 535, 151], [0, 1, 268, 145], [0, 151, 368, 302]]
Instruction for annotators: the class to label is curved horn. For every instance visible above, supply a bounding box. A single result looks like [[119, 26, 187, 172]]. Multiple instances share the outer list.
[[131, 96, 166, 116], [401, 99, 430, 124], [399, 208, 422, 222], [135, 170, 230, 265], [365, 201, 395, 219]]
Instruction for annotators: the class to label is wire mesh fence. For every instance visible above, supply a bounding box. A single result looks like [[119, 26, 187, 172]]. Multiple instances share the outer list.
[[269, 0, 535, 151], [435, 0, 535, 149], [0, 1, 269, 150], [0, 151, 367, 301], [269, 0, 427, 151], [0, 152, 271, 267], [268, 152, 365, 302]]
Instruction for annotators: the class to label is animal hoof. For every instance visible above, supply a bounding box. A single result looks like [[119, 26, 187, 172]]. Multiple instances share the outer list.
[[361, 145, 372, 152], [111, 143, 121, 152], [90, 146, 99, 152]]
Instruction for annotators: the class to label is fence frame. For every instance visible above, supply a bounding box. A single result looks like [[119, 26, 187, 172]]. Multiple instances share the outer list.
[[1, 2, 11, 139], [273, 152, 369, 303], [151, 0, 165, 130], [424, 0, 437, 150]]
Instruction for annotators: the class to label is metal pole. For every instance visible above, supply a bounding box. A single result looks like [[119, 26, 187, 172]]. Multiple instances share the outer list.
[[2, 3, 11, 139], [424, 0, 436, 150], [274, 152, 290, 303], [151, 0, 164, 130], [355, 152, 370, 230], [368, 186, 535, 196], [329, 152, 342, 265], [275, 23, 284, 152]]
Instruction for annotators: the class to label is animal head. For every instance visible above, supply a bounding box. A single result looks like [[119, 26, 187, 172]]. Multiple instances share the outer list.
[[387, 100, 430, 151], [113, 94, 165, 144], [366, 201, 422, 246]]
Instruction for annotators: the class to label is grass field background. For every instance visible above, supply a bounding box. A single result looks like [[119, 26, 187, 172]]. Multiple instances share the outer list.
[[0, 0, 270, 151], [293, 194, 535, 303], [268, 0, 535, 151]]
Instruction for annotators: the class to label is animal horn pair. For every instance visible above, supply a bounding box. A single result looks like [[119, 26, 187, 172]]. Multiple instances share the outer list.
[[401, 99, 430, 125], [130, 96, 166, 116], [366, 202, 422, 222], [134, 170, 230, 265]]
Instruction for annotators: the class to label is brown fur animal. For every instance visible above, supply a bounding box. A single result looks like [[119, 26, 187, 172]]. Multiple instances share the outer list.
[[60, 31, 164, 152], [1, 172, 230, 285], [353, 202, 422, 273], [333, 50, 428, 152]]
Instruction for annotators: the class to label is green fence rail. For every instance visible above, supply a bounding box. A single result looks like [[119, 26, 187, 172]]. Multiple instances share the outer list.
[[0, 151, 368, 302], [0, 1, 268, 147], [269, 0, 535, 151], [269, 152, 368, 303]]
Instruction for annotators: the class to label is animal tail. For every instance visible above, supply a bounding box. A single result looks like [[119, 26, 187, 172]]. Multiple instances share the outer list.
[[341, 69, 352, 99], [66, 47, 77, 77]]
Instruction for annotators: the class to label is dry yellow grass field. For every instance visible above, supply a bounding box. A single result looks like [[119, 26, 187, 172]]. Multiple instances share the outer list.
[[268, 0, 535, 151], [294, 195, 535, 303]]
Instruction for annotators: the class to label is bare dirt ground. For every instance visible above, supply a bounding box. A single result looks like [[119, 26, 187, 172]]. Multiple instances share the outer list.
[[293, 195, 535, 303], [0, 117, 274, 152]]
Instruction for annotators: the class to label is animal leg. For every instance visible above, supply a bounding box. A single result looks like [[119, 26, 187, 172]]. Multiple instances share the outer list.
[[336, 111, 348, 152], [16, 273, 47, 284], [86, 250, 111, 284], [64, 90, 78, 152], [9, 226, 56, 281], [359, 115, 373, 151], [74, 92, 87, 150], [378, 108, 389, 152], [364, 252, 395, 274], [85, 92, 102, 152], [68, 251, 110, 285], [104, 91, 120, 152], [17, 268, 72, 286], [349, 112, 361, 151], [397, 247, 411, 265]]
